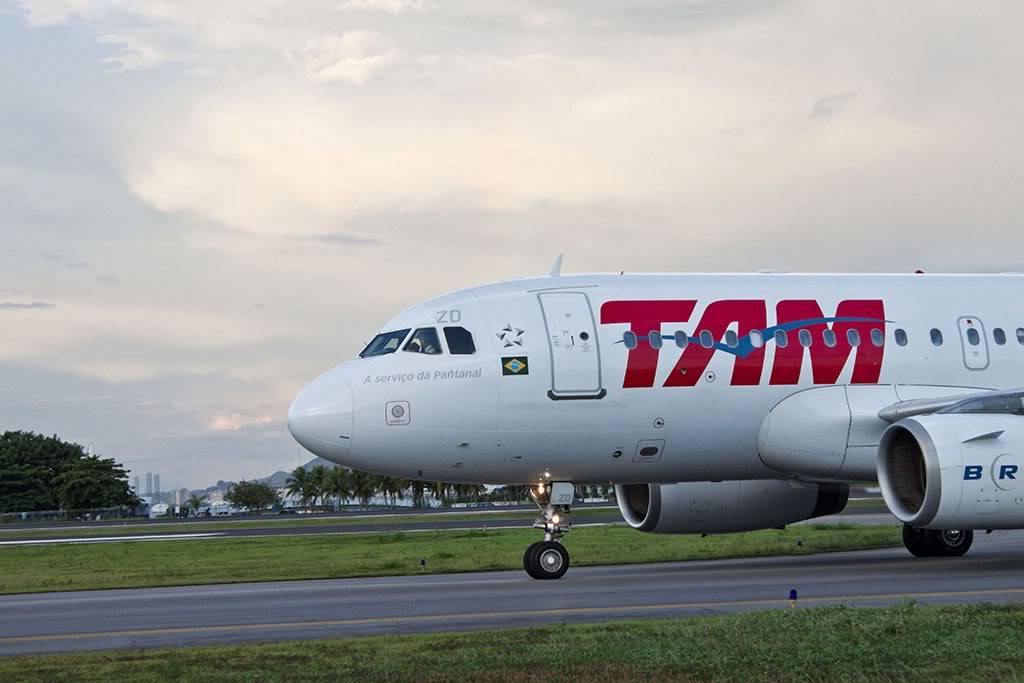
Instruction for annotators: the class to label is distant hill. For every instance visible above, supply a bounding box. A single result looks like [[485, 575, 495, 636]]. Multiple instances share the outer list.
[[260, 471, 292, 488], [258, 457, 337, 489]]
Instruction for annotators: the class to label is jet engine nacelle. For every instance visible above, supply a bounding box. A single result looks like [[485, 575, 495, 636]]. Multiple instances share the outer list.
[[877, 414, 1024, 529], [614, 479, 849, 534]]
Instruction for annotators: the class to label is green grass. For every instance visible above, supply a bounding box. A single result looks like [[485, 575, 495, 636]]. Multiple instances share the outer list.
[[0, 524, 900, 595], [0, 506, 618, 540], [845, 497, 888, 510], [3, 604, 1023, 682]]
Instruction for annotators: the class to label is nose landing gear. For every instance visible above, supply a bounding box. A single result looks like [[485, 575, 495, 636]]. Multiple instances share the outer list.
[[523, 481, 574, 580]]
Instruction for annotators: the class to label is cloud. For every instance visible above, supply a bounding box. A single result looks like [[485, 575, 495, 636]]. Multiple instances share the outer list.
[[303, 232, 383, 246], [298, 32, 402, 84], [40, 251, 90, 270], [0, 301, 56, 310], [99, 33, 170, 71], [811, 91, 860, 119], [208, 413, 280, 432], [339, 0, 434, 13], [6, 0, 1024, 488], [11, 0, 103, 27]]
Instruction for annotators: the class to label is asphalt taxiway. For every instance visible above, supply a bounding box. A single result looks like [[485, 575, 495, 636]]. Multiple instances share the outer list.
[[2, 529, 1021, 655]]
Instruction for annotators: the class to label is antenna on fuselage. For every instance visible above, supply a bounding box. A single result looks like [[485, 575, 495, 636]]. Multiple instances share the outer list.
[[548, 254, 564, 277]]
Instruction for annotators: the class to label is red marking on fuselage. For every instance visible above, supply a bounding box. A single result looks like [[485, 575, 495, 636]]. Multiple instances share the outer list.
[[599, 299, 886, 388]]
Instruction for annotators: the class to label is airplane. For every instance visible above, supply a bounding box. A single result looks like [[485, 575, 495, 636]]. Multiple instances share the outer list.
[[288, 259, 1024, 579]]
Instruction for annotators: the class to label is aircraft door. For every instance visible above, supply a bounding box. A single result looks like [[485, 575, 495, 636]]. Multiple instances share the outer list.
[[538, 292, 606, 400], [957, 316, 989, 370]]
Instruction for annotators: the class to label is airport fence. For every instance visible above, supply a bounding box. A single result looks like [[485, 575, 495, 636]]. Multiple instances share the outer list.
[[0, 505, 141, 525]]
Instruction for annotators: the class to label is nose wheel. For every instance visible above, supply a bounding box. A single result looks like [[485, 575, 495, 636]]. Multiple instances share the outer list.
[[523, 481, 574, 580], [524, 540, 570, 579]]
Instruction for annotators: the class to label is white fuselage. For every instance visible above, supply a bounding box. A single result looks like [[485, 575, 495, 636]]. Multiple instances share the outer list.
[[287, 273, 1024, 485]]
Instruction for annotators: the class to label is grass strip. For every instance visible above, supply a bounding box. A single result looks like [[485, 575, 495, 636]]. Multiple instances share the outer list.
[[0, 524, 900, 594], [0, 506, 618, 540], [3, 604, 1024, 682]]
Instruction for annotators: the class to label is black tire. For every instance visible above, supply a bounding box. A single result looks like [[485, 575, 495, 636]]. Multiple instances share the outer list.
[[902, 524, 934, 557], [530, 541, 569, 580], [930, 529, 974, 557], [523, 542, 543, 578]]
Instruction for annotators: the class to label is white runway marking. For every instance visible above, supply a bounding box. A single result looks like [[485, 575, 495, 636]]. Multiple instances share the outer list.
[[0, 533, 225, 546]]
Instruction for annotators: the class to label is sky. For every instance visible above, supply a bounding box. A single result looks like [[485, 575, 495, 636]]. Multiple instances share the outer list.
[[2, 1, 1024, 490]]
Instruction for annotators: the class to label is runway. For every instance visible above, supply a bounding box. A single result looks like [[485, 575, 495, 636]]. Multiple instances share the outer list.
[[2, 529, 1022, 656]]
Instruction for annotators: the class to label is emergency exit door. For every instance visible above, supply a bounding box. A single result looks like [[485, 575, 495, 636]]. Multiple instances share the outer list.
[[538, 292, 606, 400], [957, 316, 989, 370]]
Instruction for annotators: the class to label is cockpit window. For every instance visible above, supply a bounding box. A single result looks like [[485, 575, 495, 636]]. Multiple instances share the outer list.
[[359, 329, 410, 358], [444, 326, 476, 354], [403, 327, 442, 354]]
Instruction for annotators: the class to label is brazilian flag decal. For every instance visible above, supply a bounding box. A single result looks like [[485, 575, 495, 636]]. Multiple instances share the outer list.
[[502, 356, 529, 376]]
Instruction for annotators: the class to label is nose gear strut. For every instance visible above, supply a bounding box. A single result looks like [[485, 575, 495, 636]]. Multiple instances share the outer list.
[[523, 481, 574, 579]]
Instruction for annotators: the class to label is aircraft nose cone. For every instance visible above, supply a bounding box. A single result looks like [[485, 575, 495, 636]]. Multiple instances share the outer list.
[[287, 371, 354, 462]]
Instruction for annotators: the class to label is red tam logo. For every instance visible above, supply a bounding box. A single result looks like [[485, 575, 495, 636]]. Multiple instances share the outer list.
[[599, 299, 885, 388]]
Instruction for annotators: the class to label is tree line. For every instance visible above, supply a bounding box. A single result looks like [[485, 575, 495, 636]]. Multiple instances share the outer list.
[[284, 464, 505, 509], [0, 431, 137, 513], [195, 467, 524, 516], [281, 464, 615, 510]]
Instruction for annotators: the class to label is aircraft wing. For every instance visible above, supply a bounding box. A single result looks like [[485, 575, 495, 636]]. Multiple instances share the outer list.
[[877, 388, 1024, 422]]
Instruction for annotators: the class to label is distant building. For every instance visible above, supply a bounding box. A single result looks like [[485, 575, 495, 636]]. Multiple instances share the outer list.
[[153, 474, 160, 495], [208, 501, 237, 516], [132, 475, 140, 493], [145, 472, 153, 496]]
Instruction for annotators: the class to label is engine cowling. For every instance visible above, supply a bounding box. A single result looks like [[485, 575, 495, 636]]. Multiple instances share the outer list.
[[877, 414, 1024, 529], [615, 479, 849, 534]]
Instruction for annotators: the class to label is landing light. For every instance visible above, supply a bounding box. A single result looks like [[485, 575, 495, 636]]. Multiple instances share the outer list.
[[551, 514, 561, 525]]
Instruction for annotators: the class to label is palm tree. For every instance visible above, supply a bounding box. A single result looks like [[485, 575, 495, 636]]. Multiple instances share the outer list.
[[379, 476, 406, 507], [431, 481, 453, 507], [186, 493, 208, 517], [410, 480, 428, 508], [309, 465, 329, 509], [503, 484, 528, 503], [349, 469, 378, 507], [323, 467, 351, 511], [285, 466, 312, 508]]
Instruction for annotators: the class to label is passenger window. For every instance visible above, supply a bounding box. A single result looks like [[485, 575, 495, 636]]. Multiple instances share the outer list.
[[931, 329, 943, 346], [674, 331, 689, 348], [1018, 328, 1024, 345], [994, 328, 1006, 345], [359, 329, 411, 358], [725, 330, 738, 348], [443, 326, 476, 355], [871, 329, 884, 347], [847, 329, 861, 347], [749, 330, 764, 348], [403, 328, 442, 354], [699, 330, 714, 349], [648, 331, 663, 349], [822, 329, 836, 348], [894, 329, 907, 346], [774, 329, 788, 348], [798, 329, 812, 347], [623, 331, 638, 349], [966, 328, 980, 346]]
